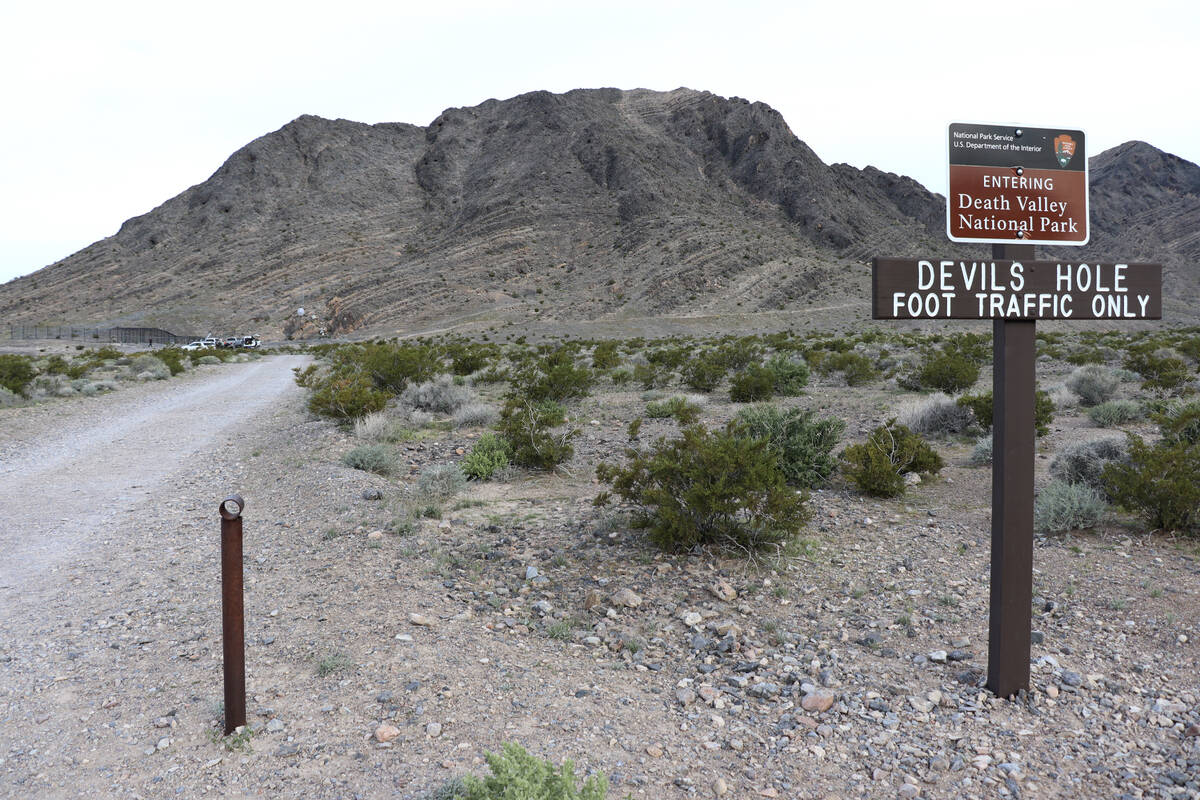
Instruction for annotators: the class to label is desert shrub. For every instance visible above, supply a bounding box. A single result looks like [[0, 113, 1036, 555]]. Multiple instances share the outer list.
[[840, 422, 943, 498], [308, 372, 389, 420], [497, 399, 576, 470], [353, 411, 394, 441], [897, 392, 973, 436], [765, 353, 809, 395], [474, 366, 510, 384], [1123, 346, 1190, 394], [512, 349, 594, 401], [609, 368, 632, 385], [3, 357, 43, 393], [734, 404, 844, 488], [644, 395, 702, 424], [1066, 346, 1109, 366], [1158, 400, 1200, 446], [1103, 435, 1200, 531], [591, 341, 621, 370], [1088, 399, 1143, 427], [446, 343, 492, 376], [1034, 480, 1107, 533], [358, 341, 441, 394], [916, 349, 979, 394], [1065, 364, 1120, 406], [129, 354, 170, 380], [828, 351, 877, 386], [155, 348, 187, 376], [632, 361, 666, 390], [453, 403, 499, 428], [0, 386, 21, 406], [968, 435, 993, 465], [417, 463, 467, 500], [28, 374, 75, 397], [80, 380, 118, 395], [342, 444, 398, 475], [715, 339, 761, 371], [596, 423, 809, 552], [400, 375, 474, 414], [729, 364, 774, 402], [681, 351, 727, 393], [197, 355, 222, 365], [1046, 383, 1080, 411], [453, 742, 607, 800], [461, 433, 512, 480], [956, 389, 1055, 436], [1049, 437, 1128, 494]]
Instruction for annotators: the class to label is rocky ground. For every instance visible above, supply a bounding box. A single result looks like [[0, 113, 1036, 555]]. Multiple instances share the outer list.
[[0, 353, 1197, 799]]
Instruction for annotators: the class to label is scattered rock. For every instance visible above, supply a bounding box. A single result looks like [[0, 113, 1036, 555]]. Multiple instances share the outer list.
[[645, 744, 663, 758], [1061, 670, 1083, 688], [375, 723, 401, 743], [583, 589, 604, 610], [928, 650, 948, 663], [265, 718, 284, 733], [800, 689, 835, 713], [361, 488, 383, 501], [611, 588, 642, 608], [710, 580, 737, 602], [676, 688, 697, 706], [713, 777, 728, 797], [408, 612, 434, 627], [525, 566, 539, 581], [426, 721, 442, 738]]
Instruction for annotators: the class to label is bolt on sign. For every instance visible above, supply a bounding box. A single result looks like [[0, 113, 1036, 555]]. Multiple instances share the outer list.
[[870, 121, 1161, 700], [948, 123, 1088, 245]]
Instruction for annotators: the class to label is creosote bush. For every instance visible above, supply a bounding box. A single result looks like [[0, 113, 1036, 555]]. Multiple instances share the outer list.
[[914, 349, 979, 394], [957, 389, 1055, 436], [450, 742, 607, 800], [307, 372, 389, 420], [1103, 431, 1200, 532], [497, 399, 576, 470], [0, 355, 36, 396], [682, 350, 727, 393], [765, 353, 809, 395], [734, 404, 844, 488], [1034, 479, 1107, 533], [840, 421, 943, 498], [461, 432, 512, 480], [596, 422, 810, 553], [729, 364, 774, 402], [644, 395, 703, 424], [400, 375, 474, 414]]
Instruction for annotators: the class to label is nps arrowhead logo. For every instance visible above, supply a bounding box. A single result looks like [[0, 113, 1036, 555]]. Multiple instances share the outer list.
[[1054, 134, 1077, 168]]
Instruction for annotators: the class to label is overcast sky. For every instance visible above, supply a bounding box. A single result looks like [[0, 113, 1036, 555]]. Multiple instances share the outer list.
[[2, 0, 1197, 284]]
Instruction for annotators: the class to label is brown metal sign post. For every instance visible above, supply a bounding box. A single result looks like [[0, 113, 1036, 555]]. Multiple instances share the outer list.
[[869, 121, 1163, 699], [988, 242, 1035, 698], [220, 495, 247, 734]]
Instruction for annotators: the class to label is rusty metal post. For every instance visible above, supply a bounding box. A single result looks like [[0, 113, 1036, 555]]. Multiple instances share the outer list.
[[220, 495, 247, 734], [987, 243, 1035, 698]]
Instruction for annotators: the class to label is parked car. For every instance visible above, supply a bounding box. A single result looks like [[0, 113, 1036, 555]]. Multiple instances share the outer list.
[[200, 337, 219, 348], [182, 341, 205, 351]]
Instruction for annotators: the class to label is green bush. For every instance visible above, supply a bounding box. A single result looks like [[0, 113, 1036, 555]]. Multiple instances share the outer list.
[[451, 742, 607, 800], [497, 399, 576, 470], [1034, 479, 1107, 533], [681, 351, 727, 393], [0, 354, 36, 395], [1088, 399, 1143, 427], [765, 353, 809, 395], [644, 395, 702, 424], [1123, 347, 1190, 394], [632, 362, 666, 390], [957, 389, 1055, 436], [734, 404, 844, 488], [1103, 434, 1200, 531], [358, 341, 442, 394], [308, 372, 390, 420], [596, 422, 809, 552], [729, 364, 774, 402], [462, 432, 512, 480], [828, 351, 877, 386], [1065, 365, 1119, 406], [513, 349, 594, 401], [155, 348, 186, 376], [342, 444, 398, 475], [840, 422, 943, 498], [591, 341, 621, 370], [916, 349, 980, 394], [1158, 400, 1200, 446]]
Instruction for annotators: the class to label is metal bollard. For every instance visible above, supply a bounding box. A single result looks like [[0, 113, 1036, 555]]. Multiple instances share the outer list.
[[220, 495, 247, 735]]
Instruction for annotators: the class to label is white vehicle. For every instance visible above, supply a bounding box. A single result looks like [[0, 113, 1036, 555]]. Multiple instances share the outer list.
[[200, 337, 219, 348], [182, 341, 205, 351]]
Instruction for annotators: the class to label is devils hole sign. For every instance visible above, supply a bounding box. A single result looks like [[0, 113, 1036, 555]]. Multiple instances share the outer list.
[[870, 122, 1162, 699]]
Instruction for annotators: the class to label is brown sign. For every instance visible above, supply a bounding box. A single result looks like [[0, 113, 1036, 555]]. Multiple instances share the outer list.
[[948, 123, 1088, 246], [872, 258, 1161, 320]]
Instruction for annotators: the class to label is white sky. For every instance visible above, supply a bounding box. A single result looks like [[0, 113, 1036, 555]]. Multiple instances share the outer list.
[[2, 0, 1197, 284]]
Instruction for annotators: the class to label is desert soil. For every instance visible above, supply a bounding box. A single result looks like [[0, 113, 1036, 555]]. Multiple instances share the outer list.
[[0, 354, 1198, 800]]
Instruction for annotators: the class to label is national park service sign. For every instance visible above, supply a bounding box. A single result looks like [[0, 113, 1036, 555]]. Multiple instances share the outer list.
[[948, 123, 1088, 245]]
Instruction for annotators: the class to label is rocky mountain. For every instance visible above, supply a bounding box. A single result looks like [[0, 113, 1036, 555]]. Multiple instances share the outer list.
[[1, 88, 1196, 338]]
